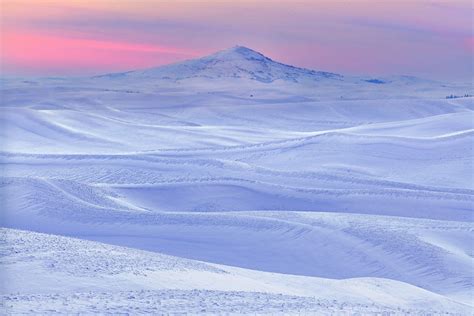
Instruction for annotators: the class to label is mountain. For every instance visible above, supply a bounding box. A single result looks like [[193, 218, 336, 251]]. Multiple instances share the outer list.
[[94, 46, 342, 83], [91, 45, 470, 95]]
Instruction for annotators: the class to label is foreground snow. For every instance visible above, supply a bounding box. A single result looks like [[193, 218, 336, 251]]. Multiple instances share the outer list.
[[1, 228, 470, 315]]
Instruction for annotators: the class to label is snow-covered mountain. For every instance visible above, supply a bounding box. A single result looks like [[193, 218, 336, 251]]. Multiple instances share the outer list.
[[95, 46, 342, 82], [90, 46, 472, 101]]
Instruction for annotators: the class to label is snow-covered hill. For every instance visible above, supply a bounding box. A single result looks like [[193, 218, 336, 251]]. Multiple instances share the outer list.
[[89, 45, 472, 101], [1, 228, 470, 315], [1, 46, 473, 314], [94, 46, 342, 83]]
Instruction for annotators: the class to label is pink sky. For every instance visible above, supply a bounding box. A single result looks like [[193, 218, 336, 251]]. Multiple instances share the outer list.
[[1, 0, 472, 80]]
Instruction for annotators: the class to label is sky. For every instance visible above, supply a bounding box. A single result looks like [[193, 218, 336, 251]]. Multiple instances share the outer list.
[[1, 0, 473, 80]]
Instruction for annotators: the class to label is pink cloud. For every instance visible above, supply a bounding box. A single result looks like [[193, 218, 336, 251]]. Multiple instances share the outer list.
[[1, 31, 198, 75]]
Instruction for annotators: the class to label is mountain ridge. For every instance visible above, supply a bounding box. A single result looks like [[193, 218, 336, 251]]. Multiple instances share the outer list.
[[93, 45, 343, 83], [89, 45, 468, 91]]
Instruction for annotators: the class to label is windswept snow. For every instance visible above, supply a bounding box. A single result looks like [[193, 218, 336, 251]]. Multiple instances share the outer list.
[[1, 228, 471, 315], [1, 46, 473, 314]]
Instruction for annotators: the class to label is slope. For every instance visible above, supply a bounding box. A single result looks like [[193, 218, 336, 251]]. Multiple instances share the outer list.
[[1, 228, 470, 315]]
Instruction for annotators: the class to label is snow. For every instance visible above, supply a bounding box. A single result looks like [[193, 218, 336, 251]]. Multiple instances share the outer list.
[[1, 228, 471, 315], [1, 46, 473, 314], [95, 46, 342, 83]]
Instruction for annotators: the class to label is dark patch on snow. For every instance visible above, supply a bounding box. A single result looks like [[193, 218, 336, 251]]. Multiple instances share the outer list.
[[364, 79, 386, 84]]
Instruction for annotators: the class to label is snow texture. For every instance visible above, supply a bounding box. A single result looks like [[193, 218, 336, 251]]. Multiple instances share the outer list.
[[1, 46, 473, 314]]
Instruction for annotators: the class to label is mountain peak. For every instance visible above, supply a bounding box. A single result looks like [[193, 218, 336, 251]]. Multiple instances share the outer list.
[[227, 45, 258, 53], [209, 45, 269, 62]]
